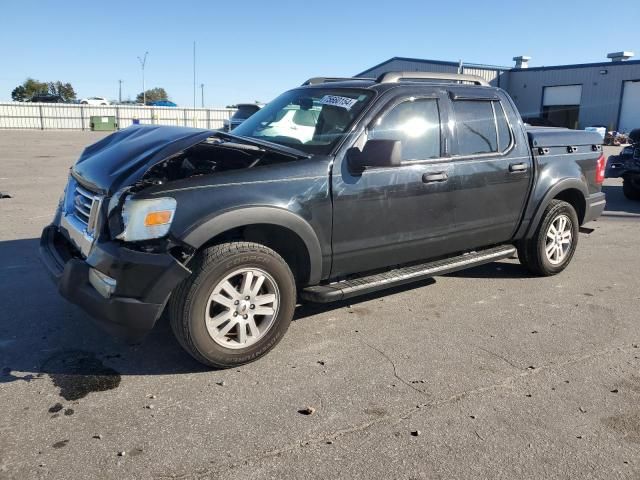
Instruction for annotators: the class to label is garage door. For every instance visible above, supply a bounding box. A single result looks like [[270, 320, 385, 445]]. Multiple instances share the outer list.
[[619, 80, 640, 133], [543, 85, 582, 106], [542, 85, 582, 129]]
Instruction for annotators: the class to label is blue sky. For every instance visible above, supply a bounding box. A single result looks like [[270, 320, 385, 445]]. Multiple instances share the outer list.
[[1, 0, 638, 106]]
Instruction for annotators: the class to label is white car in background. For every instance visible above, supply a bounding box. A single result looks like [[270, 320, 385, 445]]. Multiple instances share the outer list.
[[80, 96, 110, 106], [255, 106, 320, 143]]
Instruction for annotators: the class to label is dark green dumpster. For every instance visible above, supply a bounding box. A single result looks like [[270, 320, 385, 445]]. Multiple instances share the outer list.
[[90, 116, 118, 131]]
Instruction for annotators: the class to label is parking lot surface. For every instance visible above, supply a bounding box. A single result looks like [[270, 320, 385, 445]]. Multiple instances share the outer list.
[[1, 131, 639, 479]]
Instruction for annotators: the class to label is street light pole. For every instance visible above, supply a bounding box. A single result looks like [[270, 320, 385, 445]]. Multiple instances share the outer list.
[[193, 41, 196, 110], [118, 80, 123, 103], [200, 83, 204, 108], [137, 51, 148, 105]]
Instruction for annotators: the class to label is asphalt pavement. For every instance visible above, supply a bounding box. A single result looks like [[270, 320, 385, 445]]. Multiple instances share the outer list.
[[0, 132, 639, 479]]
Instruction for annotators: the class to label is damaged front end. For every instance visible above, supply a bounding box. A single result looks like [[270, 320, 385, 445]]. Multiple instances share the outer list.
[[104, 129, 307, 245], [41, 125, 307, 340]]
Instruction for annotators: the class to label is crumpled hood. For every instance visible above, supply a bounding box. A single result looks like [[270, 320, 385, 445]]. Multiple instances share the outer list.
[[72, 125, 213, 194]]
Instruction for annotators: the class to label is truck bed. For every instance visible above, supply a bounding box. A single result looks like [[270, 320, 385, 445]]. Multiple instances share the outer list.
[[526, 126, 603, 149]]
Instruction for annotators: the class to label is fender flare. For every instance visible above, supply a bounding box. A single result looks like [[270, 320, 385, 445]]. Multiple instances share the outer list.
[[181, 206, 324, 285], [524, 178, 588, 239]]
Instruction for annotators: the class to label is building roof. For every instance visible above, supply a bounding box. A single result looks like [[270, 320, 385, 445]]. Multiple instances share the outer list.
[[356, 56, 512, 77], [357, 56, 640, 76], [511, 58, 640, 72]]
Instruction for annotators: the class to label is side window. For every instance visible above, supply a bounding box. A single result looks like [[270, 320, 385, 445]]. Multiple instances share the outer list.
[[494, 101, 512, 152], [453, 100, 498, 155], [369, 98, 441, 161]]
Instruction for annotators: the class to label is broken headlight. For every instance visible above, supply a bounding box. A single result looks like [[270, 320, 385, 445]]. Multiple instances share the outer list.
[[116, 196, 177, 242]]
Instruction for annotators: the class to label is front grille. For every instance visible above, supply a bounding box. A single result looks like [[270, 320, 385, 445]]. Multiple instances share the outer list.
[[71, 184, 102, 235]]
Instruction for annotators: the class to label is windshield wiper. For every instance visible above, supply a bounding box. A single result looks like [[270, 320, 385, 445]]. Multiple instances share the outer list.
[[211, 131, 311, 159]]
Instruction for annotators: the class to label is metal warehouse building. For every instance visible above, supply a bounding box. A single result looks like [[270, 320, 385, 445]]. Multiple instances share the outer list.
[[356, 52, 640, 132]]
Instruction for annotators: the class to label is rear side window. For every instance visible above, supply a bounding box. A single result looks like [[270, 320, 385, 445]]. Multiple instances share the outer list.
[[453, 100, 497, 155], [453, 100, 512, 155], [369, 98, 441, 161]]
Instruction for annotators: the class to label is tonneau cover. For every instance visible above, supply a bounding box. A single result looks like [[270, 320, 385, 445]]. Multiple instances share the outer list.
[[526, 127, 603, 148]]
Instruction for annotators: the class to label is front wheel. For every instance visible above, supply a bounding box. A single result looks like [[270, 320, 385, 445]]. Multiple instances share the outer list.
[[517, 199, 579, 276], [168, 242, 296, 368], [623, 176, 640, 201]]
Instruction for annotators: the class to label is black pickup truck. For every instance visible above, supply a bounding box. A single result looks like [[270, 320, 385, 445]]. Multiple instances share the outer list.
[[40, 72, 606, 367]]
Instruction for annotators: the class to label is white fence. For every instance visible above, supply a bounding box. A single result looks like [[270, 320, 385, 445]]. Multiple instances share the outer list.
[[0, 102, 235, 130]]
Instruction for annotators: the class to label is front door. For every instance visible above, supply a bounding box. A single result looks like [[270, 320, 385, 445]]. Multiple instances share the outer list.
[[331, 93, 459, 277]]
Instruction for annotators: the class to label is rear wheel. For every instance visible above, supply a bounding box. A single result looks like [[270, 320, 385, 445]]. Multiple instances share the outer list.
[[169, 242, 296, 368], [518, 200, 579, 276], [623, 176, 640, 201]]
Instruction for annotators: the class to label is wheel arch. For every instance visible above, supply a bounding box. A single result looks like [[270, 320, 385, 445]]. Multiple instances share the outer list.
[[180, 207, 323, 286], [525, 180, 588, 239]]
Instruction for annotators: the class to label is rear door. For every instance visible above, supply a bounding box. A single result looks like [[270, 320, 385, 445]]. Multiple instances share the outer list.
[[448, 89, 532, 248]]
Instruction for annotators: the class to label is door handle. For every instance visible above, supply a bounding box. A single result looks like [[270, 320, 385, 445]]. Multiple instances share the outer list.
[[422, 172, 448, 183], [509, 162, 528, 173]]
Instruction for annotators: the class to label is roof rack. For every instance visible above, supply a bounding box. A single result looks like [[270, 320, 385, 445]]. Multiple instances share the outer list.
[[376, 71, 490, 86], [302, 72, 490, 87], [302, 77, 374, 86]]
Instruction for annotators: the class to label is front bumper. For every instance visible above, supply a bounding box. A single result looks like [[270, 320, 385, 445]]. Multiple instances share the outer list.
[[40, 225, 191, 341], [583, 191, 606, 224]]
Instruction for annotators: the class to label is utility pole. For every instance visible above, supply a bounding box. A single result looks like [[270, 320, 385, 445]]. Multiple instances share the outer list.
[[118, 80, 123, 103], [137, 51, 148, 104], [193, 41, 196, 110], [200, 83, 204, 108]]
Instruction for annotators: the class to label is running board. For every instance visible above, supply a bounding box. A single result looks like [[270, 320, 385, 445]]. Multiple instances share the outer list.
[[301, 245, 516, 303]]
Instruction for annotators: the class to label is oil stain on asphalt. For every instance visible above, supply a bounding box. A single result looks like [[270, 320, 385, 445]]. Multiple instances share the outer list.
[[40, 350, 121, 401]]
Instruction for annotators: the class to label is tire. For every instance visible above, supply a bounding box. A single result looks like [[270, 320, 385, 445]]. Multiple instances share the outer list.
[[623, 176, 640, 201], [168, 242, 296, 368], [517, 200, 579, 276], [81, 101, 88, 105]]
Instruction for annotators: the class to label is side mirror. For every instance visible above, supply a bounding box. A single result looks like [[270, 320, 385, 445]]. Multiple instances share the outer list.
[[347, 139, 402, 172]]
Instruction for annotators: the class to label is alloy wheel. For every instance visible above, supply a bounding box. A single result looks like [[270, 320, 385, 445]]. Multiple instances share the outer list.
[[545, 214, 573, 265], [205, 268, 280, 349]]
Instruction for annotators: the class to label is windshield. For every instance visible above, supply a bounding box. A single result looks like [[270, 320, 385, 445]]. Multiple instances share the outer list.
[[232, 88, 374, 155]]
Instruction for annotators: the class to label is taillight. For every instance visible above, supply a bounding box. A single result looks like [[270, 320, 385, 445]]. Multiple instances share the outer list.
[[596, 153, 605, 184]]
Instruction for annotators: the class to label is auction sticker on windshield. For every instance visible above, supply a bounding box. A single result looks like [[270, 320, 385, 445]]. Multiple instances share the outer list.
[[320, 95, 358, 110]]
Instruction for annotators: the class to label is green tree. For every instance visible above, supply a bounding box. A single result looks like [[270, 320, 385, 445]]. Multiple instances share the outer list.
[[11, 85, 27, 101], [48, 81, 76, 101], [136, 87, 169, 104], [22, 78, 49, 98], [10, 78, 76, 101]]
